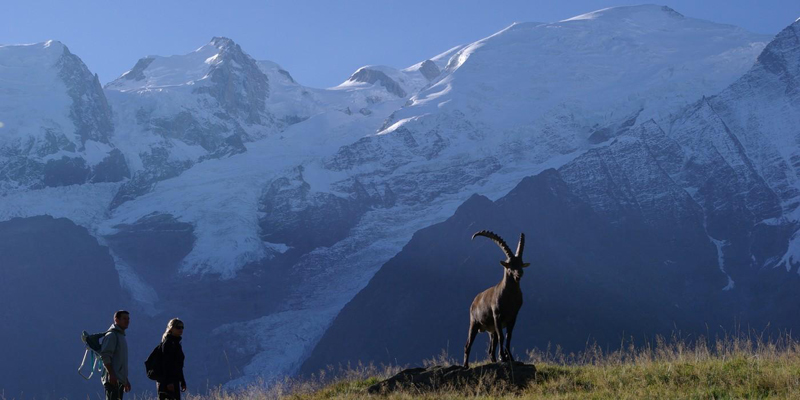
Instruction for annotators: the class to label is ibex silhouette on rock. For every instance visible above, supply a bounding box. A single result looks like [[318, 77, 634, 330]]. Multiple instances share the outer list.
[[463, 230, 529, 368]]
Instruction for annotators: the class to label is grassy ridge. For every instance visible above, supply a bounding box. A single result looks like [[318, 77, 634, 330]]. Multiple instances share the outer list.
[[190, 333, 800, 399]]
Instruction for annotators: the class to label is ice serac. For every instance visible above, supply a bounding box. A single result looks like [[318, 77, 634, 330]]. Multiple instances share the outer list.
[[0, 41, 128, 193]]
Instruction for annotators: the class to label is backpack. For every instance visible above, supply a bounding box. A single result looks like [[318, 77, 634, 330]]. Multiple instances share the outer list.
[[144, 342, 164, 381], [78, 329, 114, 380]]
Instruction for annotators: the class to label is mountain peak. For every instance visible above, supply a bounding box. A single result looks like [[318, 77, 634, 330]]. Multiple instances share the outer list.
[[209, 36, 236, 48], [753, 17, 800, 83], [196, 36, 245, 60], [42, 39, 66, 51], [0, 40, 67, 59], [561, 4, 684, 23], [345, 66, 407, 97], [401, 3, 769, 143], [107, 36, 255, 90]]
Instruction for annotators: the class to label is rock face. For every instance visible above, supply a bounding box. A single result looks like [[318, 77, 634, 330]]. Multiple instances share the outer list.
[[194, 37, 271, 125], [418, 60, 441, 81], [367, 362, 537, 394], [57, 47, 114, 145], [257, 166, 395, 254], [108, 147, 194, 209], [347, 67, 408, 97]]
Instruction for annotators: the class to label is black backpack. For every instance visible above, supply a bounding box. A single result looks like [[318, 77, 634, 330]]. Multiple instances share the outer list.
[[144, 342, 164, 381]]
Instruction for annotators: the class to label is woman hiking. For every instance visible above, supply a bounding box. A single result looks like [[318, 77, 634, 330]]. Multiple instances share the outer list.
[[157, 318, 187, 400]]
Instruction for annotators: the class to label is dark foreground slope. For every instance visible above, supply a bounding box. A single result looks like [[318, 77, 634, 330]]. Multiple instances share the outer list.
[[303, 169, 800, 373], [301, 171, 735, 373], [0, 215, 288, 399], [0, 216, 125, 399]]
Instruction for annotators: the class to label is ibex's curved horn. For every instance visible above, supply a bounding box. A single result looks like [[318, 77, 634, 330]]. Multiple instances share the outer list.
[[515, 233, 525, 258], [472, 230, 513, 260]]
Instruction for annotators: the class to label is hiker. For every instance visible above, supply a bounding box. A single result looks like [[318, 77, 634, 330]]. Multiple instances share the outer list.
[[100, 310, 131, 400], [157, 318, 187, 400]]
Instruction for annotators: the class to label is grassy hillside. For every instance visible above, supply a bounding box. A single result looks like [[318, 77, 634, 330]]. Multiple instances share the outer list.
[[172, 333, 800, 399]]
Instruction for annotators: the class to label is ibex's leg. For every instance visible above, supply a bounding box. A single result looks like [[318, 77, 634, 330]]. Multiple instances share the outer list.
[[489, 332, 499, 363], [503, 318, 517, 362], [463, 321, 479, 368], [493, 313, 506, 363]]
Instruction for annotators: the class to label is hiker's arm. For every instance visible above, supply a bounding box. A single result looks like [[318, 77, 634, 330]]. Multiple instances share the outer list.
[[180, 352, 186, 388], [99, 333, 118, 382]]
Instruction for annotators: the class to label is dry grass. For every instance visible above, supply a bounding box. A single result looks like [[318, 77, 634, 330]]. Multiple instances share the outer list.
[[174, 331, 800, 400]]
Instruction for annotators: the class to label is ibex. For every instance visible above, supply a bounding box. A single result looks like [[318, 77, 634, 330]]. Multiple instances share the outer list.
[[463, 230, 529, 368]]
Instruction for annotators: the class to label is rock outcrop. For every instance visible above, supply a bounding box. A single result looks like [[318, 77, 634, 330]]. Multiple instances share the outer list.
[[368, 362, 537, 394]]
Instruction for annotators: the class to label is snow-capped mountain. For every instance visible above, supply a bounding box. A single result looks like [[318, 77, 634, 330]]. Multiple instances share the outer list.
[[0, 41, 127, 194], [220, 4, 772, 385], [304, 16, 800, 374], [1, 5, 797, 398], [104, 37, 298, 208]]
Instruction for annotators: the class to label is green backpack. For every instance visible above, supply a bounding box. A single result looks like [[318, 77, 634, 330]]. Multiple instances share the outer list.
[[78, 329, 116, 380]]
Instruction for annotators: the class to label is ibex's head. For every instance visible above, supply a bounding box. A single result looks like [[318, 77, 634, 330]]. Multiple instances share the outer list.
[[472, 230, 529, 281]]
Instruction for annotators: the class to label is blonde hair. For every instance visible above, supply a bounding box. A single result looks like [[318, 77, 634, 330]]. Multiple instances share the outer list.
[[162, 318, 183, 342]]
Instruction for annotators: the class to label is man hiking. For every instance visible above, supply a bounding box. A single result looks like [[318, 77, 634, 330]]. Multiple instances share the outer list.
[[100, 310, 131, 399]]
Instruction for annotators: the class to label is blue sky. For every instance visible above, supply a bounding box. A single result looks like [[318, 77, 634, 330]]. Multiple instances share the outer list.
[[3, 1, 798, 88]]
